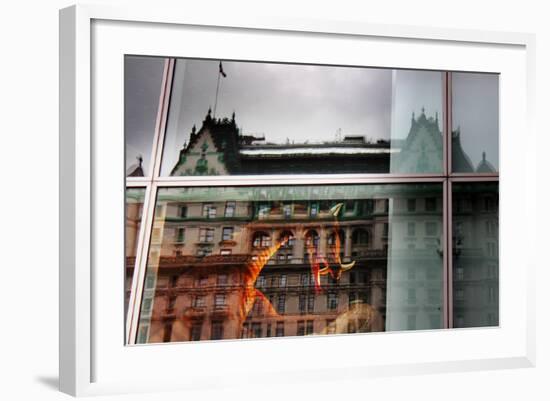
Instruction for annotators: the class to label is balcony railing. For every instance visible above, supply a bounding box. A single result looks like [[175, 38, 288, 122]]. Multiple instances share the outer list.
[[212, 305, 230, 316], [184, 306, 207, 317]]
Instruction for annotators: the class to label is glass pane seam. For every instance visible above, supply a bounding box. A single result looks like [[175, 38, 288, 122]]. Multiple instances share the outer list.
[[151, 58, 175, 178]]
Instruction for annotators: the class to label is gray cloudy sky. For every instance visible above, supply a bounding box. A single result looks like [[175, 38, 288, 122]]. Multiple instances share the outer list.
[[452, 73, 499, 170], [169, 59, 392, 142], [125, 56, 165, 175], [160, 59, 443, 174], [125, 57, 498, 176]]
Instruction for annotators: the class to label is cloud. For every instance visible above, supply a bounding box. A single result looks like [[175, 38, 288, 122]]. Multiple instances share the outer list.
[[124, 58, 462, 174], [168, 59, 394, 147]]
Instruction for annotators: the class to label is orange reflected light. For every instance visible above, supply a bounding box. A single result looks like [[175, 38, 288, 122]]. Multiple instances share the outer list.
[[243, 202, 358, 315], [240, 237, 289, 320]]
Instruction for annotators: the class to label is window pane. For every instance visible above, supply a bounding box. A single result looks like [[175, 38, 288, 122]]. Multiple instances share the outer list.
[[125, 56, 165, 177], [135, 183, 443, 344], [160, 59, 443, 176], [452, 73, 499, 173], [389, 70, 444, 174], [452, 182, 499, 327], [125, 188, 146, 318]]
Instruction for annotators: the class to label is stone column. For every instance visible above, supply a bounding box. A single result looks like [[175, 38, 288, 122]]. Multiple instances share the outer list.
[[319, 226, 327, 257], [344, 226, 352, 262], [292, 225, 304, 264], [268, 227, 278, 265]]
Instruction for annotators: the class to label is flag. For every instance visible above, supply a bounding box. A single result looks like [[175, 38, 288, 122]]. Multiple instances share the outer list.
[[219, 61, 227, 78]]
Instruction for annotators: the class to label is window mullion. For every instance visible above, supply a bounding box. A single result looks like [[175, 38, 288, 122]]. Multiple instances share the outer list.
[[443, 71, 452, 329], [151, 58, 175, 180], [444, 71, 452, 176], [126, 183, 158, 344], [443, 179, 453, 328]]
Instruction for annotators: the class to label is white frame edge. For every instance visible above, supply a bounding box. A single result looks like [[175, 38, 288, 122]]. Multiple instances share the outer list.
[[60, 5, 92, 397], [59, 4, 536, 397]]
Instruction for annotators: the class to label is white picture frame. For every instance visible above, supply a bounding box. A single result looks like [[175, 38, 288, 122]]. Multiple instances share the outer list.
[[59, 4, 536, 397]]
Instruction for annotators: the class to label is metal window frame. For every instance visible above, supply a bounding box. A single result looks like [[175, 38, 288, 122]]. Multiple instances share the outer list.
[[124, 58, 499, 345]]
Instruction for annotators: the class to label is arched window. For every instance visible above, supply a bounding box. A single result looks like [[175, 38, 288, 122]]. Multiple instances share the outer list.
[[252, 231, 271, 248], [276, 231, 295, 263], [304, 230, 320, 249], [327, 229, 345, 246], [279, 230, 295, 248], [352, 229, 369, 245]]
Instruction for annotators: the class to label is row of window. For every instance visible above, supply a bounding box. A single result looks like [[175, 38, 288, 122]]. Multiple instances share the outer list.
[[256, 200, 381, 219], [406, 221, 439, 237], [175, 202, 237, 219], [195, 222, 444, 248], [192, 294, 227, 308], [242, 319, 338, 338], [172, 226, 377, 258], [158, 222, 415, 257], [145, 285, 429, 329], [171, 198, 441, 220], [171, 292, 342, 316], [242, 321, 286, 338], [256, 272, 367, 289], [196, 313, 440, 336], [179, 288, 440, 315], [186, 227, 375, 247], [171, 195, 496, 222], [185, 271, 376, 291], [143, 267, 436, 294]]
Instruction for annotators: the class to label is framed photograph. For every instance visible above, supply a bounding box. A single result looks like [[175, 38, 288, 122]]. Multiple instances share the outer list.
[[59, 4, 536, 396]]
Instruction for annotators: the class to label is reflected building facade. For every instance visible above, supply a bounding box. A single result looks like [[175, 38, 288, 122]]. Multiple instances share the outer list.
[[452, 183, 499, 328], [167, 108, 392, 176], [124, 58, 500, 344], [128, 107, 495, 178], [125, 188, 145, 318], [128, 183, 446, 343]]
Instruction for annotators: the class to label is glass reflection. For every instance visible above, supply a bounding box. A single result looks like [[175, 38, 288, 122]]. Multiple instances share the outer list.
[[452, 73, 499, 173], [452, 183, 499, 327], [160, 59, 443, 176], [125, 56, 165, 177], [390, 70, 444, 174], [135, 184, 443, 344], [125, 188, 146, 317]]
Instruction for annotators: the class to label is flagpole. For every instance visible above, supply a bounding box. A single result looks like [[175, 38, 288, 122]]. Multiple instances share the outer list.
[[213, 68, 221, 118]]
